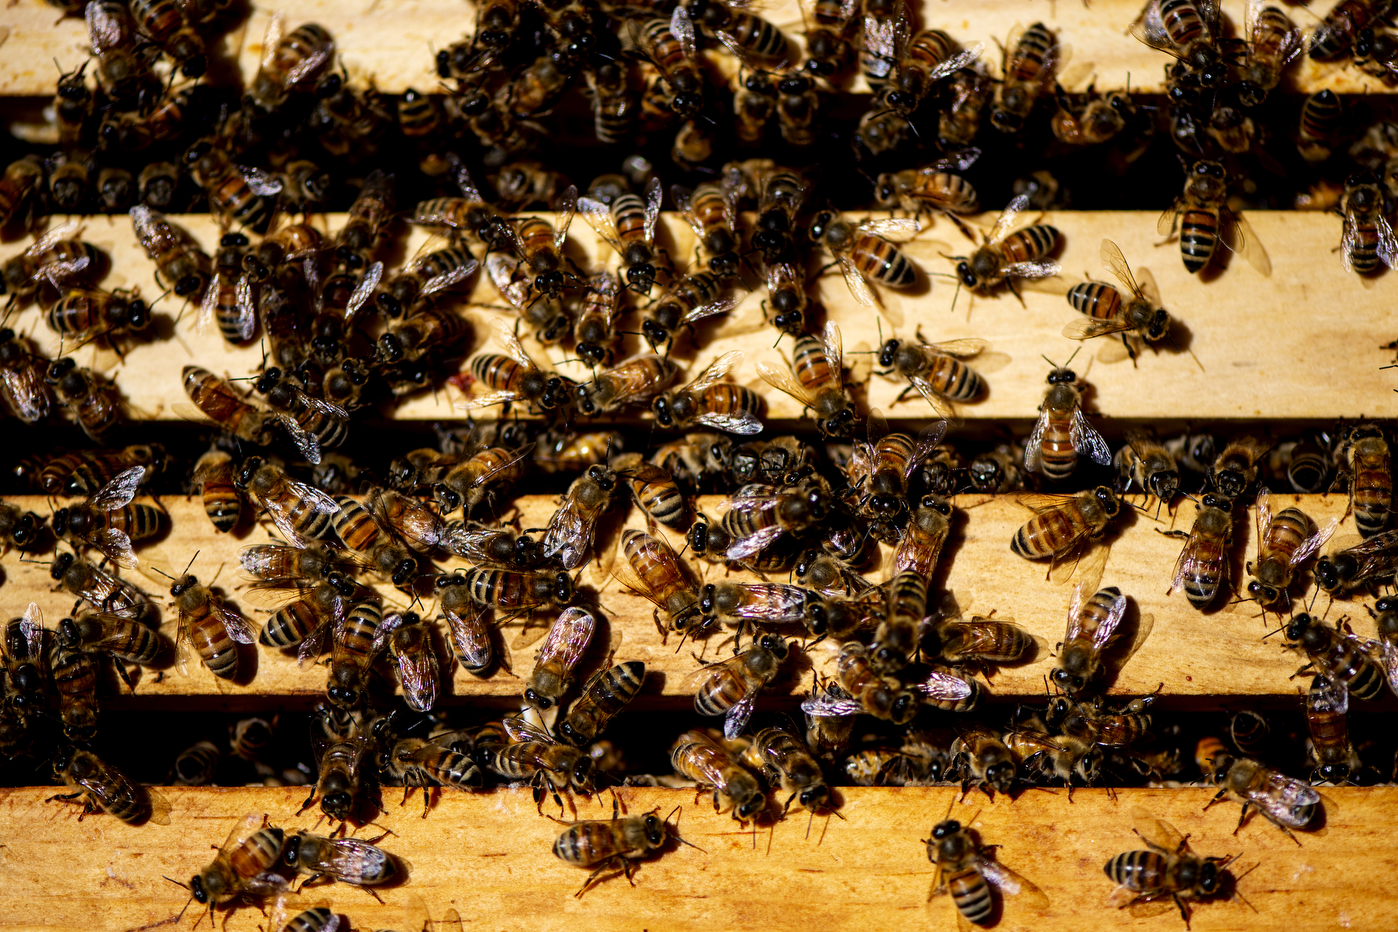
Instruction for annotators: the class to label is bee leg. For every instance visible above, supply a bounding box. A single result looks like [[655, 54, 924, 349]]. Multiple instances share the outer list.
[[1172, 894, 1191, 928], [1155, 528, 1190, 539], [113, 657, 138, 692], [297, 788, 318, 815], [362, 886, 387, 904], [422, 787, 434, 819], [400, 785, 415, 808]]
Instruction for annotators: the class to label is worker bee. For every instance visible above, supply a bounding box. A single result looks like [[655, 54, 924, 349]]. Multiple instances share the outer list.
[[45, 286, 151, 355], [247, 19, 335, 110], [1065, 240, 1173, 359], [0, 328, 52, 424], [457, 565, 575, 618], [876, 332, 987, 423], [927, 613, 1036, 669], [1338, 425, 1392, 539], [1025, 356, 1111, 483], [1230, 0, 1300, 105], [462, 322, 577, 417], [198, 233, 255, 344], [1160, 160, 1271, 277], [809, 212, 919, 309], [1303, 674, 1364, 783], [300, 723, 378, 825], [1204, 756, 1321, 844], [640, 269, 743, 353], [185, 812, 288, 912], [864, 569, 928, 675], [184, 139, 281, 233], [57, 609, 166, 678], [239, 540, 353, 588], [0, 155, 45, 229], [51, 466, 160, 569], [130, 205, 207, 296], [873, 154, 980, 233], [255, 576, 355, 661], [414, 157, 512, 251], [613, 528, 703, 636], [167, 570, 256, 681], [891, 495, 952, 576], [557, 660, 647, 746], [757, 321, 858, 439], [282, 830, 399, 887], [881, 24, 983, 120], [651, 432, 732, 489], [576, 354, 679, 416], [236, 457, 341, 547], [572, 272, 623, 367], [720, 482, 829, 561], [1115, 429, 1180, 507], [1130, 0, 1223, 79], [0, 498, 43, 555], [50, 640, 101, 740], [741, 723, 831, 815], [991, 22, 1061, 134], [584, 61, 638, 146], [552, 798, 692, 896], [1166, 494, 1235, 611], [1314, 529, 1398, 596], [51, 550, 150, 615], [947, 194, 1061, 297], [2, 603, 47, 710], [47, 151, 92, 213], [332, 496, 419, 587], [1309, 0, 1386, 60], [494, 716, 595, 809], [505, 186, 578, 302], [1052, 583, 1151, 698], [807, 641, 921, 725], [1010, 487, 1120, 571], [1245, 490, 1337, 611], [926, 812, 1050, 926], [799, 0, 857, 77], [673, 175, 742, 277], [84, 1, 156, 103], [1104, 811, 1241, 926], [44, 359, 122, 442], [652, 351, 764, 436], [579, 177, 664, 294], [692, 634, 791, 738], [1282, 613, 1386, 703], [634, 12, 704, 118], [699, 581, 823, 639], [0, 222, 99, 307], [544, 463, 619, 570], [369, 611, 439, 713], [1049, 84, 1139, 147], [194, 449, 242, 534], [322, 598, 382, 710], [525, 607, 596, 711], [1208, 435, 1272, 502], [435, 572, 494, 676], [49, 745, 171, 825], [671, 729, 765, 820], [137, 161, 180, 210], [373, 238, 478, 321], [948, 726, 1019, 797], [381, 733, 483, 815], [171, 741, 220, 786]]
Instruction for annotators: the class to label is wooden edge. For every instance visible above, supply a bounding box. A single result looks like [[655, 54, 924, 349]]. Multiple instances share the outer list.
[[0, 0, 1392, 96], [2, 492, 1372, 703], [2, 209, 1392, 425], [1, 784, 1391, 932]]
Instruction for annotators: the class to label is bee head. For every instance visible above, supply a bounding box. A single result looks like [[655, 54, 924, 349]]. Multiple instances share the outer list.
[[553, 572, 573, 604], [652, 394, 673, 426], [809, 211, 834, 241], [281, 832, 303, 867], [931, 819, 960, 839]]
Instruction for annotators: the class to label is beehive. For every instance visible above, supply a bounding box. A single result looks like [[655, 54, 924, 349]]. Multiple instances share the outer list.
[[1, 0, 1397, 930]]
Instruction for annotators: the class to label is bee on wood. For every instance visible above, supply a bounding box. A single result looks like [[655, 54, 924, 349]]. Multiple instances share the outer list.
[[1026, 355, 1110, 482], [1208, 435, 1272, 502], [877, 333, 987, 423], [494, 716, 595, 811], [1115, 429, 1180, 508], [50, 641, 101, 741], [576, 354, 679, 417], [1065, 240, 1174, 361], [85, 1, 157, 104], [1309, 0, 1387, 60], [947, 194, 1061, 298], [557, 661, 647, 747], [1244, 490, 1337, 611], [579, 177, 664, 294], [1104, 811, 1242, 926], [166, 570, 256, 681], [720, 482, 829, 561], [1052, 583, 1152, 698], [692, 634, 790, 738], [256, 576, 356, 662], [299, 718, 378, 826], [282, 830, 399, 887], [51, 550, 149, 616], [371, 611, 439, 713], [572, 272, 623, 367], [0, 499, 44, 555], [1304, 674, 1364, 783], [246, 19, 335, 111], [0, 328, 52, 424], [553, 798, 694, 896], [1166, 494, 1235, 611], [44, 285, 151, 355], [1009, 487, 1120, 574], [652, 351, 763, 436], [57, 609, 166, 686], [640, 269, 743, 353], [613, 529, 703, 636], [3, 603, 47, 711], [1159, 159, 1271, 277], [927, 613, 1036, 670], [611, 453, 688, 531], [48, 745, 170, 825], [1338, 425, 1393, 539], [801, 641, 919, 725], [1204, 755, 1322, 844], [739, 722, 831, 816], [809, 211, 920, 309], [991, 22, 1060, 134], [1314, 529, 1398, 596], [525, 607, 596, 711], [1130, 0, 1223, 79], [873, 152, 980, 231], [236, 457, 341, 547], [0, 222, 100, 308], [382, 734, 483, 816], [544, 463, 620, 570], [130, 205, 208, 297], [1235, 1, 1301, 106], [183, 813, 288, 915], [758, 322, 858, 439], [672, 729, 765, 820], [634, 12, 705, 119], [1282, 613, 1386, 703], [332, 496, 418, 588], [52, 465, 160, 569], [925, 812, 1050, 927]]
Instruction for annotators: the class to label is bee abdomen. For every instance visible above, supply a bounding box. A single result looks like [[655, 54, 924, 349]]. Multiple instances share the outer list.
[[260, 600, 320, 648], [1104, 849, 1166, 891], [190, 615, 239, 679], [928, 356, 983, 402], [1179, 209, 1219, 272], [948, 869, 994, 925], [1004, 224, 1059, 263], [1067, 282, 1122, 320]]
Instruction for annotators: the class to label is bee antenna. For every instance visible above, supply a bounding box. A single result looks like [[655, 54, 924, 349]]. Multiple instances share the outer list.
[[1261, 624, 1287, 640]]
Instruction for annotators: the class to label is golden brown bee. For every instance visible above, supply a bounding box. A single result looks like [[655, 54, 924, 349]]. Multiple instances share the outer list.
[[490, 161, 568, 212], [181, 366, 280, 448], [0, 328, 52, 424], [927, 814, 1050, 926], [1204, 755, 1321, 843], [239, 540, 352, 588], [437, 446, 535, 519], [1208, 435, 1272, 502], [300, 724, 378, 825], [929, 614, 1036, 669], [0, 499, 43, 555], [1026, 357, 1111, 483], [495, 716, 595, 809], [0, 222, 100, 307], [557, 660, 647, 746], [524, 607, 596, 711], [377, 303, 469, 366], [1115, 429, 1180, 507], [758, 321, 857, 439], [244, 220, 324, 286], [873, 155, 980, 230], [894, 495, 952, 576], [609, 453, 686, 531], [52, 465, 160, 569], [634, 13, 704, 118], [1052, 584, 1150, 698], [1160, 160, 1271, 276], [2, 603, 47, 711], [613, 528, 703, 635], [769, 68, 822, 147], [1065, 240, 1174, 359], [57, 609, 165, 672], [652, 432, 732, 489], [247, 19, 334, 111], [536, 430, 624, 476], [415, 158, 513, 251], [0, 155, 44, 229], [137, 161, 180, 210], [1283, 613, 1386, 702], [800, 0, 857, 78], [49, 745, 171, 825], [1235, 2, 1300, 104], [256, 577, 356, 660], [463, 321, 577, 416], [699, 581, 822, 638], [949, 726, 1018, 797], [282, 830, 398, 887], [809, 211, 919, 308], [584, 61, 639, 146], [876, 334, 987, 424], [579, 177, 664, 293], [808, 641, 920, 725], [194, 449, 242, 534], [255, 369, 351, 462], [1050, 85, 1136, 146], [692, 634, 790, 737], [652, 351, 764, 436], [332, 496, 419, 587], [198, 233, 255, 345], [1244, 490, 1336, 611], [1131, 0, 1223, 76], [1315, 528, 1398, 596], [169, 572, 256, 681], [457, 564, 575, 618], [883, 24, 982, 119], [369, 611, 438, 713], [128, 0, 207, 77], [45, 286, 151, 354], [672, 729, 765, 820], [27, 443, 164, 498], [740, 723, 831, 815], [577, 354, 679, 417], [85, 2, 156, 103], [544, 463, 619, 570], [50, 641, 100, 740], [1104, 812, 1239, 925], [720, 481, 829, 561], [44, 359, 122, 442], [130, 205, 208, 296], [184, 138, 281, 233], [865, 569, 928, 675], [321, 598, 381, 710], [382, 734, 482, 815], [236, 457, 341, 548], [375, 237, 479, 321], [552, 799, 687, 896], [1339, 173, 1398, 275], [435, 571, 494, 676], [1339, 425, 1393, 539], [572, 271, 623, 367], [1303, 674, 1363, 782], [503, 187, 577, 301], [51, 550, 149, 615], [1309, 0, 1384, 60], [171, 741, 220, 786], [1009, 487, 1120, 570], [640, 268, 743, 353], [674, 171, 742, 267], [990, 21, 1059, 133], [949, 194, 1061, 297], [186, 813, 288, 910]]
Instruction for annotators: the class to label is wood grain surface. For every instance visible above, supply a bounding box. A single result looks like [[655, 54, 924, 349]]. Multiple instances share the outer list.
[[0, 784, 1392, 932], [1, 492, 1369, 704], [2, 210, 1392, 426], [1, 0, 1392, 96]]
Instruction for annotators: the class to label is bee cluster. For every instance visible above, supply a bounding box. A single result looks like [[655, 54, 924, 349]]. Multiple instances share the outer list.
[[0, 0, 1396, 924]]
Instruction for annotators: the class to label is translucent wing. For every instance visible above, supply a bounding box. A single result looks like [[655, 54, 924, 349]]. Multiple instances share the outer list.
[[643, 176, 663, 243], [278, 414, 323, 465], [836, 253, 876, 307], [856, 218, 920, 239], [927, 44, 984, 83], [915, 669, 975, 700], [537, 607, 596, 673], [258, 14, 284, 72], [342, 260, 383, 323], [578, 195, 623, 252], [1069, 407, 1112, 465], [1377, 213, 1398, 269], [90, 466, 145, 510], [925, 339, 987, 358], [296, 616, 334, 667], [987, 195, 1029, 246], [90, 528, 138, 569], [697, 410, 764, 435], [670, 4, 697, 57], [1063, 581, 1088, 644], [1156, 200, 1184, 238], [1129, 807, 1187, 853], [1024, 410, 1051, 472], [980, 858, 1050, 909], [1090, 587, 1128, 651], [1099, 239, 1140, 295], [905, 373, 958, 422], [284, 34, 333, 88], [1310, 674, 1348, 716], [799, 695, 861, 717], [146, 786, 172, 826], [822, 320, 844, 378], [1222, 209, 1271, 277], [503, 716, 556, 745], [215, 598, 256, 645], [370, 610, 402, 654], [757, 361, 818, 408], [725, 522, 785, 561], [260, 479, 340, 548], [485, 253, 531, 309], [543, 495, 596, 570], [240, 166, 283, 198], [1063, 316, 1133, 341], [17, 603, 44, 666], [553, 186, 578, 252], [1248, 769, 1321, 828], [1256, 486, 1273, 553], [1170, 526, 1215, 597], [679, 293, 743, 327], [1134, 265, 1162, 308], [26, 220, 84, 257], [684, 351, 744, 394], [1, 364, 49, 423], [86, 0, 127, 51], [1001, 259, 1061, 280], [724, 696, 756, 740], [1129, 0, 1177, 55], [1294, 518, 1339, 567], [1381, 638, 1398, 695]]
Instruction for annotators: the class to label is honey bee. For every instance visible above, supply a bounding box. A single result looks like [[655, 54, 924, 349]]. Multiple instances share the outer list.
[[741, 723, 831, 815], [807, 641, 921, 725], [640, 269, 743, 353], [198, 233, 254, 345], [1025, 357, 1111, 482], [1315, 529, 1398, 596], [504, 187, 577, 302], [0, 499, 43, 555], [434, 572, 494, 676], [332, 496, 419, 587], [300, 725, 378, 825], [1204, 756, 1321, 844], [457, 564, 576, 618], [45, 285, 151, 355], [374, 238, 478, 320], [1159, 160, 1271, 277], [1208, 435, 1272, 501], [652, 351, 764, 436], [371, 611, 439, 713], [864, 569, 926, 675], [926, 812, 1050, 926], [691, 635, 790, 739], [579, 178, 663, 294], [720, 482, 829, 561], [1130, 0, 1223, 79], [674, 176, 742, 277], [382, 734, 483, 815], [1309, 0, 1385, 60], [45, 359, 123, 442], [928, 614, 1036, 669], [0, 328, 52, 424], [256, 576, 356, 662], [544, 463, 619, 570], [130, 205, 208, 297], [557, 660, 647, 746], [0, 155, 44, 228], [0, 222, 99, 307], [47, 148, 93, 214], [49, 745, 171, 825], [948, 194, 1061, 297], [282, 830, 399, 887], [576, 354, 679, 416], [51, 550, 149, 615], [584, 61, 638, 146], [1282, 613, 1386, 703], [462, 323, 577, 417], [322, 598, 381, 710], [552, 799, 691, 896], [613, 528, 703, 636], [494, 716, 595, 809], [948, 726, 1018, 797], [1052, 583, 1151, 698], [1115, 429, 1180, 507], [887, 25, 983, 120], [746, 165, 806, 264], [239, 540, 352, 588], [1244, 490, 1337, 611], [1304, 674, 1364, 783], [1104, 811, 1240, 925], [635, 12, 704, 119], [57, 609, 166, 679], [671, 729, 765, 820], [171, 741, 220, 786], [1338, 425, 1392, 539], [873, 154, 980, 232], [184, 139, 282, 233], [52, 466, 160, 569], [1165, 494, 1235, 610], [414, 157, 512, 251], [1050, 84, 1139, 147], [1010, 487, 1120, 571], [2, 604, 46, 710], [700, 582, 823, 639], [50, 640, 101, 740], [137, 162, 180, 210], [650, 433, 732, 489], [184, 813, 288, 913], [608, 453, 684, 531], [991, 22, 1061, 134], [525, 607, 596, 711], [757, 321, 858, 439], [1065, 240, 1174, 359], [1235, 1, 1300, 106], [876, 332, 987, 423], [167, 570, 256, 681], [85, 1, 156, 103], [247, 19, 335, 111], [809, 212, 919, 309], [800, 0, 857, 77], [573, 272, 623, 367], [236, 457, 341, 547]]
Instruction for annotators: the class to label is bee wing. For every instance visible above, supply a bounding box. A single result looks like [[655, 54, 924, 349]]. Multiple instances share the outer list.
[[1062, 315, 1132, 341], [685, 351, 744, 394], [915, 669, 975, 700], [370, 610, 403, 654], [1015, 492, 1082, 514], [539, 607, 596, 671], [26, 220, 83, 257], [1099, 238, 1140, 294], [214, 597, 256, 646], [698, 409, 764, 436], [19, 603, 43, 659], [1024, 410, 1051, 472], [197, 273, 223, 334], [726, 522, 785, 561], [284, 34, 334, 88], [1128, 807, 1188, 853], [503, 715, 556, 745], [299, 392, 352, 424], [261, 479, 340, 548], [670, 4, 697, 57], [144, 786, 173, 826], [1221, 209, 1272, 277], [924, 339, 987, 358], [0, 365, 50, 423], [296, 618, 334, 667], [642, 176, 663, 243], [822, 320, 844, 374], [905, 373, 959, 423], [799, 695, 860, 717], [987, 194, 1029, 246], [1090, 587, 1128, 652], [856, 218, 921, 240], [836, 253, 876, 307], [238, 165, 283, 198], [927, 43, 984, 83], [723, 696, 758, 740], [679, 293, 744, 327], [90, 528, 139, 570], [86, 0, 128, 51], [553, 186, 578, 250], [1063, 581, 1088, 643], [450, 153, 484, 202], [1310, 674, 1349, 715], [1250, 770, 1321, 826], [1382, 639, 1398, 695], [1378, 212, 1398, 269], [485, 252, 530, 309], [1128, 0, 1176, 55], [578, 195, 624, 252], [1001, 259, 1061, 281], [277, 414, 323, 466], [342, 260, 384, 323], [1070, 407, 1112, 465], [89, 466, 146, 511], [757, 361, 818, 408], [545, 495, 596, 570], [980, 859, 1050, 909], [173, 617, 194, 677], [1169, 525, 1212, 596], [397, 644, 440, 712], [861, 14, 900, 76]]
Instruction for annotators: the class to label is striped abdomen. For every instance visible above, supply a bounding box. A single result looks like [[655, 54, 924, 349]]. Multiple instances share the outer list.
[[1104, 849, 1169, 892], [464, 568, 533, 611], [1067, 281, 1123, 320], [1322, 640, 1385, 700], [1181, 538, 1227, 608], [849, 236, 915, 286], [947, 867, 994, 925], [471, 353, 530, 393], [925, 354, 983, 401], [1003, 224, 1059, 264], [260, 598, 321, 648], [1159, 0, 1206, 47], [612, 193, 651, 245], [1037, 411, 1078, 481], [1345, 217, 1384, 273], [792, 333, 836, 392], [1179, 208, 1220, 272], [1010, 504, 1084, 559], [228, 827, 286, 881], [1007, 23, 1054, 82], [908, 29, 957, 72], [553, 820, 620, 866], [188, 608, 239, 679], [1259, 507, 1314, 575], [1350, 449, 1392, 538], [727, 12, 787, 58], [628, 472, 686, 529]]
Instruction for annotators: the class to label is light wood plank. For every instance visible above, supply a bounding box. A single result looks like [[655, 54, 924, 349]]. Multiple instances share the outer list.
[[3, 209, 1393, 426], [0, 784, 1392, 932], [1, 0, 1393, 96], [2, 492, 1369, 704]]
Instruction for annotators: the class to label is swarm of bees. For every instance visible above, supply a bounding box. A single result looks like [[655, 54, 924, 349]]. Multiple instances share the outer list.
[[1, 0, 1396, 922]]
